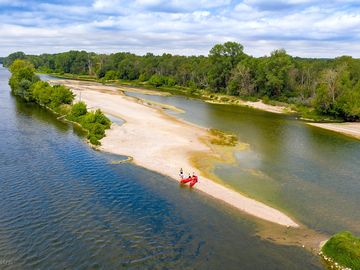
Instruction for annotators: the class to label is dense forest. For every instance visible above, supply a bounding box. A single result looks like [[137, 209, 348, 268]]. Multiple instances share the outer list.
[[4, 42, 360, 121], [8, 59, 111, 145]]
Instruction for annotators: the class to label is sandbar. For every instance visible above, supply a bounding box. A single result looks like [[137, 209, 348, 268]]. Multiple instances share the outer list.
[[52, 79, 299, 227]]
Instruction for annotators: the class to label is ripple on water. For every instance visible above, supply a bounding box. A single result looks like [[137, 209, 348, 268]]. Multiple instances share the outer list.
[[0, 67, 323, 270]]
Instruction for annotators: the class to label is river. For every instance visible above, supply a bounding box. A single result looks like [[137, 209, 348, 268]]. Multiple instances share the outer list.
[[125, 90, 360, 236], [0, 66, 342, 269]]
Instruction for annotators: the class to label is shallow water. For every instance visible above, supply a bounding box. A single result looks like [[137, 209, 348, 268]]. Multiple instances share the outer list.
[[0, 67, 323, 269], [125, 91, 360, 236]]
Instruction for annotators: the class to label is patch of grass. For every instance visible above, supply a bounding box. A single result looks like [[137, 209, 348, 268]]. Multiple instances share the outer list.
[[294, 105, 343, 122], [209, 128, 238, 146], [240, 95, 258, 102], [321, 231, 360, 270]]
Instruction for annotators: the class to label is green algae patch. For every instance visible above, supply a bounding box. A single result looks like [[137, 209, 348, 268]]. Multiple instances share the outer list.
[[320, 231, 360, 270], [209, 128, 238, 146]]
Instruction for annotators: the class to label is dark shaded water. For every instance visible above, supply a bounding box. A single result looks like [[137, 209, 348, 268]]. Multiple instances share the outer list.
[[0, 68, 323, 269]]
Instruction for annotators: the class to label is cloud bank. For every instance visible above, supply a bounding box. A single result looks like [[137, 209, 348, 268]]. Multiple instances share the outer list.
[[0, 0, 360, 57]]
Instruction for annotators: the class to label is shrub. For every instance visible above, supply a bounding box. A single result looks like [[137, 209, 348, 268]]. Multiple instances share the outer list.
[[148, 74, 163, 87], [88, 135, 101, 145], [138, 73, 147, 82], [94, 109, 111, 128], [322, 231, 360, 270], [68, 107, 110, 145], [104, 70, 117, 80], [165, 77, 176, 87], [69, 102, 87, 119], [262, 95, 270, 104]]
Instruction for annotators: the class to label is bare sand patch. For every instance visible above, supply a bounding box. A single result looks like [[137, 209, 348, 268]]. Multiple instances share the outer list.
[[243, 100, 292, 114], [308, 122, 360, 140]]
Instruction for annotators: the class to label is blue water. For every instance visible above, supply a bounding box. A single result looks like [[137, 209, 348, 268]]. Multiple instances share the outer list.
[[0, 66, 323, 269]]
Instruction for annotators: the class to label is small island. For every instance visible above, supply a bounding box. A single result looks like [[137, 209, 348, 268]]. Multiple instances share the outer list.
[[320, 231, 360, 270]]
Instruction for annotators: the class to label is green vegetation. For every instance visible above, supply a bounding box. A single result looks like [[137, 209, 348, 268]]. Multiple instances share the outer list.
[[321, 231, 360, 270], [4, 43, 360, 121], [67, 102, 111, 145], [8, 59, 110, 145], [209, 128, 238, 146], [8, 59, 40, 101]]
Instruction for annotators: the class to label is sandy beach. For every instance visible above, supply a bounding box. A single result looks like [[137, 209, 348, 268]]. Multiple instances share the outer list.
[[243, 100, 291, 114], [206, 98, 292, 114], [52, 79, 299, 227], [308, 122, 360, 140]]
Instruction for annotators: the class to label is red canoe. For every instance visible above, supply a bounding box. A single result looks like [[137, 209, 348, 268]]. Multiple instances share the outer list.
[[190, 176, 198, 187], [180, 176, 198, 187], [180, 177, 193, 184]]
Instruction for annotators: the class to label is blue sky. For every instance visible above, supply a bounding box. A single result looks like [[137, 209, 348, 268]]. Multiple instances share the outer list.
[[1, 0, 360, 57]]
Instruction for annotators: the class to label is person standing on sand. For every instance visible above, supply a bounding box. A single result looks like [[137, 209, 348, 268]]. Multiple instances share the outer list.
[[179, 168, 184, 179]]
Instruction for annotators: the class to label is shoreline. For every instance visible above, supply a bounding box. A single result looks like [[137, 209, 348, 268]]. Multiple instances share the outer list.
[[44, 72, 294, 114], [43, 73, 360, 140], [308, 122, 360, 140], [52, 79, 299, 228]]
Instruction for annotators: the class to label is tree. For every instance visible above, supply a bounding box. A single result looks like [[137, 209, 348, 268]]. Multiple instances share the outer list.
[[262, 49, 293, 97], [208, 42, 245, 92], [227, 63, 254, 96], [3, 51, 26, 67], [8, 59, 39, 100]]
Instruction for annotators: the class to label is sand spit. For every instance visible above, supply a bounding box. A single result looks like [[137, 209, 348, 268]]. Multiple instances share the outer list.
[[52, 79, 299, 227], [308, 122, 360, 140]]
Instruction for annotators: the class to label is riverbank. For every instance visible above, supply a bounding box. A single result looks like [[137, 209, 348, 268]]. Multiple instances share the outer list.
[[308, 122, 360, 140], [42, 72, 294, 114], [50, 79, 299, 228]]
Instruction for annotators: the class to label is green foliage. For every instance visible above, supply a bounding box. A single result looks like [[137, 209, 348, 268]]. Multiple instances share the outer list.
[[31, 81, 53, 105], [31, 81, 74, 109], [67, 102, 110, 145], [5, 43, 360, 121], [148, 74, 163, 87], [103, 70, 117, 80], [50, 85, 75, 107], [8, 59, 39, 101], [322, 231, 360, 270], [69, 101, 87, 118], [8, 58, 110, 146], [208, 42, 245, 92], [148, 74, 176, 87], [262, 95, 271, 104], [138, 73, 147, 82], [3, 51, 26, 67]]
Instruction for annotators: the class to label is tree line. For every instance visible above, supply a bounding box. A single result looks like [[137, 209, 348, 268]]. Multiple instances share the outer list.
[[4, 42, 360, 121], [8, 59, 111, 145]]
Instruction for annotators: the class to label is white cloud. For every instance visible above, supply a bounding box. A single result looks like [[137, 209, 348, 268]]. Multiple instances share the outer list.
[[0, 0, 360, 58]]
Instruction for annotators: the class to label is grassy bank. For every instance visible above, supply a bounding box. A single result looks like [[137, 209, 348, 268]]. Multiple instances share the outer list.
[[320, 231, 360, 270]]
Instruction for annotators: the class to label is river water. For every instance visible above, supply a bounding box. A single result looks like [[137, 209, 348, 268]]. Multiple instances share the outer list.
[[125, 90, 360, 236], [0, 66, 342, 269]]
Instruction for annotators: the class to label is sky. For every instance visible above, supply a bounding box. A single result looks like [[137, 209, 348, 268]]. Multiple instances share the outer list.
[[1, 0, 360, 57]]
